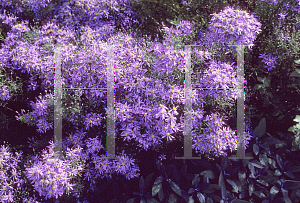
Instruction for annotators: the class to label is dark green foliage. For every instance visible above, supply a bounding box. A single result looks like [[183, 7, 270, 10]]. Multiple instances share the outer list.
[[119, 119, 300, 203]]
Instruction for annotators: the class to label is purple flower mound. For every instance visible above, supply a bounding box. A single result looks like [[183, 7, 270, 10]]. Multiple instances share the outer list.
[[15, 94, 54, 134], [160, 20, 198, 49], [162, 20, 196, 40], [192, 112, 252, 156], [0, 145, 23, 203], [25, 141, 85, 200], [198, 60, 245, 101], [206, 6, 262, 52], [20, 0, 51, 12]]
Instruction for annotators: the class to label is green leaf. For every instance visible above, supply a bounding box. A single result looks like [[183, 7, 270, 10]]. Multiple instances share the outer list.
[[168, 193, 178, 203], [192, 174, 200, 187], [188, 196, 194, 203], [284, 171, 295, 179], [233, 200, 252, 203], [219, 172, 226, 200], [264, 80, 270, 87], [294, 115, 300, 122], [238, 170, 246, 184], [288, 126, 295, 132], [170, 181, 182, 197], [166, 18, 175, 25], [259, 153, 268, 166], [257, 77, 264, 82], [253, 191, 266, 198], [289, 71, 300, 78], [274, 169, 282, 176], [249, 184, 254, 196], [158, 186, 164, 201], [200, 170, 215, 179], [253, 144, 259, 155], [251, 160, 264, 169], [152, 183, 162, 196], [257, 179, 269, 187], [154, 176, 163, 185], [254, 117, 266, 138], [294, 59, 300, 64], [270, 186, 280, 195], [254, 84, 262, 90], [226, 179, 238, 193], [263, 137, 286, 148], [197, 192, 205, 203], [126, 198, 135, 203], [176, 14, 182, 25]]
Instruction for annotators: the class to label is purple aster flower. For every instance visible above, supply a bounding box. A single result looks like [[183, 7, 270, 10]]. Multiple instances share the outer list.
[[278, 12, 287, 20], [259, 53, 278, 71], [155, 104, 169, 120], [0, 86, 11, 101]]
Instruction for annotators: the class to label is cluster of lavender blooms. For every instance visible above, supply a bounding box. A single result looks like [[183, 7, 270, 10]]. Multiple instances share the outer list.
[[15, 94, 54, 134], [206, 6, 262, 52], [0, 145, 23, 202], [61, 130, 140, 185], [25, 141, 85, 200], [259, 53, 278, 71], [192, 112, 251, 156], [1, 0, 289, 201], [6, 5, 258, 159], [160, 20, 198, 46], [197, 60, 242, 100]]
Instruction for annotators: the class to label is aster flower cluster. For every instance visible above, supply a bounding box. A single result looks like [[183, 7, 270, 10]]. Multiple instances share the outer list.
[[20, 0, 51, 12], [0, 145, 24, 203], [63, 134, 140, 190], [50, 0, 136, 31], [25, 141, 85, 200], [82, 112, 104, 131], [207, 6, 262, 52], [0, 3, 259, 200], [60, 128, 140, 189], [15, 93, 54, 134], [259, 53, 278, 71], [161, 20, 197, 47], [192, 112, 252, 156], [0, 0, 25, 15], [0, 10, 18, 28], [197, 60, 244, 101]]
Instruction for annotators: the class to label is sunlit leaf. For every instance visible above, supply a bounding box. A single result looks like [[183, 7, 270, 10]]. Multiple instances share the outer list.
[[253, 144, 259, 155], [197, 192, 205, 203], [152, 183, 162, 196], [170, 181, 182, 197]]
